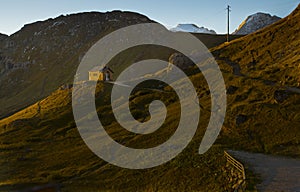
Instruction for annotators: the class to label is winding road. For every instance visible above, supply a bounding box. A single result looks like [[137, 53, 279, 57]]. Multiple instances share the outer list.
[[228, 150, 300, 192], [219, 56, 300, 94]]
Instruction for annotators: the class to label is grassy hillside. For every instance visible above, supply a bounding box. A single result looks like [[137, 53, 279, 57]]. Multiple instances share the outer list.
[[211, 4, 300, 156], [192, 33, 243, 49], [0, 4, 300, 192], [0, 80, 235, 191]]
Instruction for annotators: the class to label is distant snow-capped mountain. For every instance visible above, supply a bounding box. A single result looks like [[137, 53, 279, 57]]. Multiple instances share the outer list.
[[170, 24, 216, 34], [233, 12, 281, 35]]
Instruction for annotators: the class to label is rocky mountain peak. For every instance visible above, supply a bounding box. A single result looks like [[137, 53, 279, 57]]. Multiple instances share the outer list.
[[0, 11, 154, 118], [233, 12, 281, 35], [0, 33, 8, 40]]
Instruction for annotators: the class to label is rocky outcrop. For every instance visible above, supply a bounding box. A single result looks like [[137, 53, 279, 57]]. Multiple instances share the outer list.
[[168, 52, 194, 70], [0, 33, 8, 41], [233, 12, 281, 35]]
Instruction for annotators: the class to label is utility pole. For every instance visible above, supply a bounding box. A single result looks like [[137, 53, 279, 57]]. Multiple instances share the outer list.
[[226, 5, 231, 42]]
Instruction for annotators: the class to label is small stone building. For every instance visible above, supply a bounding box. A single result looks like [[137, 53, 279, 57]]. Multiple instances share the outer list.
[[88, 66, 114, 81]]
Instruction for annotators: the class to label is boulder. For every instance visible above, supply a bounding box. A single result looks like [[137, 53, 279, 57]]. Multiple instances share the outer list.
[[168, 52, 194, 70], [274, 90, 289, 103], [227, 85, 238, 95], [236, 114, 248, 125]]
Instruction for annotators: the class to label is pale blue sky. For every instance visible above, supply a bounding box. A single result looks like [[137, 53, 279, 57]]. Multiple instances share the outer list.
[[0, 0, 299, 35]]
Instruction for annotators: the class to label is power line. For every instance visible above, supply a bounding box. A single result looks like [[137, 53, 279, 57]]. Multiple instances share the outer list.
[[226, 5, 231, 42]]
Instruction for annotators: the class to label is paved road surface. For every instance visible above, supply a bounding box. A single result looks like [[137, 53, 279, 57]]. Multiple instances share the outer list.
[[228, 150, 300, 192]]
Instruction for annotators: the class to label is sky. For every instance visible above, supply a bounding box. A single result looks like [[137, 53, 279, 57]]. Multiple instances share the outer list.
[[0, 0, 299, 35]]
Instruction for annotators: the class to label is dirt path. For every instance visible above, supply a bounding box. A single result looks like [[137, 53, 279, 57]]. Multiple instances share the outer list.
[[228, 150, 300, 192], [220, 56, 300, 95]]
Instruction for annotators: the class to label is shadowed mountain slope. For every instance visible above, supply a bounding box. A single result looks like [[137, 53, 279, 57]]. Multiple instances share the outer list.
[[0, 4, 300, 191]]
